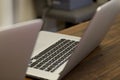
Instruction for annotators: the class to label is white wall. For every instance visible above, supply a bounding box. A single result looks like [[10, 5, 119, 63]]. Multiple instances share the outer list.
[[0, 0, 36, 27], [0, 0, 13, 26], [14, 0, 36, 23]]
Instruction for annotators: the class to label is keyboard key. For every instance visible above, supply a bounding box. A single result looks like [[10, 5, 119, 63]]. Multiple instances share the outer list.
[[29, 39, 79, 72]]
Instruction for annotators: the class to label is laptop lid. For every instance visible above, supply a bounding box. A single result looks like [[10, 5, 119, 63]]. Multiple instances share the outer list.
[[0, 19, 43, 80], [60, 0, 120, 78]]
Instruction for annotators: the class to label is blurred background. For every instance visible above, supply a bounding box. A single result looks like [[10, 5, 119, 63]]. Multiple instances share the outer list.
[[0, 0, 109, 31]]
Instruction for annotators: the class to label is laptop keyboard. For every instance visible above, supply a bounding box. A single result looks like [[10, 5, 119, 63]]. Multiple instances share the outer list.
[[29, 39, 79, 72]]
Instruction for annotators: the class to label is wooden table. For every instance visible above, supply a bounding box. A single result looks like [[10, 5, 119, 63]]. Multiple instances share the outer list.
[[25, 15, 120, 80]]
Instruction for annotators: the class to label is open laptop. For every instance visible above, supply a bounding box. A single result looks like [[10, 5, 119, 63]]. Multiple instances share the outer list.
[[27, 0, 120, 80], [0, 20, 42, 80]]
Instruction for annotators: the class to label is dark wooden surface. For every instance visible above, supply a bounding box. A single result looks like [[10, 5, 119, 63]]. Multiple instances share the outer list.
[[25, 15, 120, 80]]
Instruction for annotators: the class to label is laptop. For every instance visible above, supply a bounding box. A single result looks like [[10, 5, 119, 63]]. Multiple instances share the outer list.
[[27, 0, 120, 80], [0, 20, 42, 80]]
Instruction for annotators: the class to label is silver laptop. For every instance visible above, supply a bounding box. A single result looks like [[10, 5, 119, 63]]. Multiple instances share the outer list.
[[27, 0, 120, 80], [0, 20, 42, 80]]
